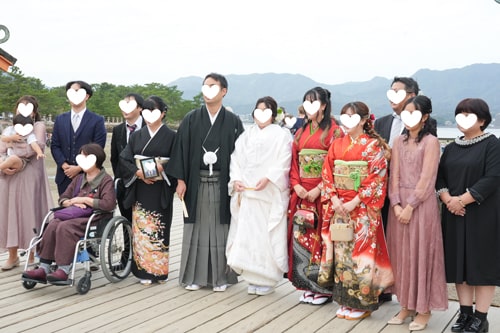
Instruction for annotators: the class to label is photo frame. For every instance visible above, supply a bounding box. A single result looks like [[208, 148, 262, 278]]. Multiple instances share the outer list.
[[139, 157, 159, 179]]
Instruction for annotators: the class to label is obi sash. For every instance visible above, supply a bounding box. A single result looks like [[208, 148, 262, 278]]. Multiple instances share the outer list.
[[298, 149, 328, 178], [333, 160, 368, 191]]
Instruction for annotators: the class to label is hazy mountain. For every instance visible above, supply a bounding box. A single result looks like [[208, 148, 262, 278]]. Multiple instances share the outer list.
[[168, 63, 500, 126]]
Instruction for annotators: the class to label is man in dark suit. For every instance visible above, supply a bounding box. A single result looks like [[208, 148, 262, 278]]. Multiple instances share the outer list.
[[110, 93, 144, 221], [51, 80, 107, 194], [374, 77, 437, 304]]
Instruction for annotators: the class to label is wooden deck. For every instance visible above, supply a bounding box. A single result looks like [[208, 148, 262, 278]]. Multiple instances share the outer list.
[[1, 197, 498, 333]]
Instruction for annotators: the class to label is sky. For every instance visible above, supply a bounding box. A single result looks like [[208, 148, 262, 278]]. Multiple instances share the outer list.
[[2, 0, 500, 88]]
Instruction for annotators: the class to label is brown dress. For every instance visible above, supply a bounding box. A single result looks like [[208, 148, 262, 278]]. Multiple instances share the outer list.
[[0, 121, 54, 253]]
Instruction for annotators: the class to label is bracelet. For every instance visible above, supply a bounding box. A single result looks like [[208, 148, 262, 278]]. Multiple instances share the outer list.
[[458, 196, 466, 208], [436, 188, 449, 196]]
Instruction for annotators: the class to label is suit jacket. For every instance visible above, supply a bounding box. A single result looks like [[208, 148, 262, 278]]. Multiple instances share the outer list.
[[110, 119, 143, 178], [374, 114, 394, 143], [110, 122, 127, 178], [50, 109, 107, 186]]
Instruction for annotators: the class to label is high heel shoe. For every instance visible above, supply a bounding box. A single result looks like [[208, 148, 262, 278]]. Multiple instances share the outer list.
[[387, 307, 416, 325], [409, 312, 431, 331]]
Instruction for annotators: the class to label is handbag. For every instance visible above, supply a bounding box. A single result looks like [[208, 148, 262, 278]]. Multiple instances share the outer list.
[[53, 174, 93, 221], [329, 213, 354, 242], [292, 201, 318, 229], [53, 206, 93, 221]]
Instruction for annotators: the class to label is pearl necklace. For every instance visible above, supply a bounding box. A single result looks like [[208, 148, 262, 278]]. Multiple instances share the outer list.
[[455, 132, 493, 146]]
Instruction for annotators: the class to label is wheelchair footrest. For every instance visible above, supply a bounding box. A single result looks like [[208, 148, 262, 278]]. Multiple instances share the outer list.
[[49, 279, 73, 286]]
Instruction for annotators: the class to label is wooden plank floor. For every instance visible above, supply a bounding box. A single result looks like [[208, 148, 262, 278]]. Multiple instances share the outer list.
[[1, 197, 499, 332]]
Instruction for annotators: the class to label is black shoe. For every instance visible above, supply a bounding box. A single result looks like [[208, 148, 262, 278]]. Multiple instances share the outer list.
[[452, 312, 473, 332], [464, 315, 489, 333], [378, 292, 392, 304]]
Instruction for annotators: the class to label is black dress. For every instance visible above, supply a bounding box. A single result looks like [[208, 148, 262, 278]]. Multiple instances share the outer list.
[[436, 133, 500, 286]]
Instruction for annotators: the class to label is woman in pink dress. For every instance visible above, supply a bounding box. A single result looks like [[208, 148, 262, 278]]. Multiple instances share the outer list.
[[386, 95, 448, 331], [0, 95, 54, 269]]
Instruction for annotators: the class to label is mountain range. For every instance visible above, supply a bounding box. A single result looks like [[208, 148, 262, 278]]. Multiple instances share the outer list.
[[168, 63, 500, 126]]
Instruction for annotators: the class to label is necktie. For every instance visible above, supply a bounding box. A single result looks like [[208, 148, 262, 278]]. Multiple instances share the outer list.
[[72, 114, 80, 132], [126, 124, 137, 142], [127, 124, 137, 133]]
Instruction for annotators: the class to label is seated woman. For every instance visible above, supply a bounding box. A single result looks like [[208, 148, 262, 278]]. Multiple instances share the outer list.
[[22, 143, 116, 283]]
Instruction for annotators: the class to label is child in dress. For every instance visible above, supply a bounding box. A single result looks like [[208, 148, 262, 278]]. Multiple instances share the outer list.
[[0, 114, 45, 172]]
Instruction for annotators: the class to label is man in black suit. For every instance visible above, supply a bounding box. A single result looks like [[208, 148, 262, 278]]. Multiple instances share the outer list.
[[110, 93, 144, 221], [51, 80, 107, 194]]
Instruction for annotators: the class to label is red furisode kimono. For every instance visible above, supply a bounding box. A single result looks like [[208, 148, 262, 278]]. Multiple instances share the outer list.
[[287, 120, 342, 293], [320, 133, 394, 311]]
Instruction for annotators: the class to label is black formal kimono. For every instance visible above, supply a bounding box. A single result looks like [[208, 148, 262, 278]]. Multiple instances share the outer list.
[[119, 124, 176, 282]]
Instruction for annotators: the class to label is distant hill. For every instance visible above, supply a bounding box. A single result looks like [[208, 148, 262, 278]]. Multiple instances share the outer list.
[[168, 63, 500, 126]]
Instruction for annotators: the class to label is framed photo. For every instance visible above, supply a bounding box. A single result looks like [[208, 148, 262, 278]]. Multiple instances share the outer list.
[[139, 157, 159, 179]]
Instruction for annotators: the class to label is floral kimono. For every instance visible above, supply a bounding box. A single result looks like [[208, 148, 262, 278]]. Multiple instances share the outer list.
[[320, 133, 394, 311]]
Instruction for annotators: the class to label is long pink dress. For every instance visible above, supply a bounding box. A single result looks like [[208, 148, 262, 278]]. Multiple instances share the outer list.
[[0, 121, 54, 252], [386, 134, 448, 313]]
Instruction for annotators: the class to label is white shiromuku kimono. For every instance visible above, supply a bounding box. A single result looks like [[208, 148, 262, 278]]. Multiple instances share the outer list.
[[226, 123, 293, 287]]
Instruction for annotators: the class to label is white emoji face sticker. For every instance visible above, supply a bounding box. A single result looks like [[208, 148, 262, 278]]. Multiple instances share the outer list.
[[284, 116, 297, 129], [386, 89, 407, 104], [253, 108, 273, 124], [400, 110, 423, 127], [17, 103, 34, 117], [201, 84, 220, 99], [142, 109, 162, 123], [302, 100, 321, 116], [66, 88, 87, 105], [455, 113, 478, 130], [118, 99, 138, 114], [76, 154, 97, 171], [14, 123, 33, 136], [340, 114, 361, 129]]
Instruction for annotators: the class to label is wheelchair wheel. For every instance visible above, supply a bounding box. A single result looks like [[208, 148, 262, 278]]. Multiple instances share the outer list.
[[22, 280, 37, 290], [77, 272, 92, 294], [100, 216, 132, 283]]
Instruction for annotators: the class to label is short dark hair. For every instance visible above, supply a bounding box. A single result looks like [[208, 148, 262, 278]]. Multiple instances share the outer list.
[[204, 73, 228, 90], [252, 96, 278, 120], [143, 95, 168, 120], [391, 77, 420, 95], [13, 114, 34, 126], [79, 143, 106, 169], [125, 93, 144, 109], [454, 98, 492, 131], [65, 80, 93, 98]]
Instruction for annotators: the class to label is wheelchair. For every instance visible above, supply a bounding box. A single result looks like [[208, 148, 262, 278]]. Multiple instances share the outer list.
[[20, 207, 133, 294]]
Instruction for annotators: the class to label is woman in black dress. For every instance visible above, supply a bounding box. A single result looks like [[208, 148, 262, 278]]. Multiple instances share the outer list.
[[436, 98, 500, 333]]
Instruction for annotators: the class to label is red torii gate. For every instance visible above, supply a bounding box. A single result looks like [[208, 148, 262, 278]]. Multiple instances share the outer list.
[[0, 25, 17, 72]]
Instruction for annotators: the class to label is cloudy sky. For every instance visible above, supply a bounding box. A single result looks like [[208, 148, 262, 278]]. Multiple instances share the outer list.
[[2, 0, 500, 87]]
